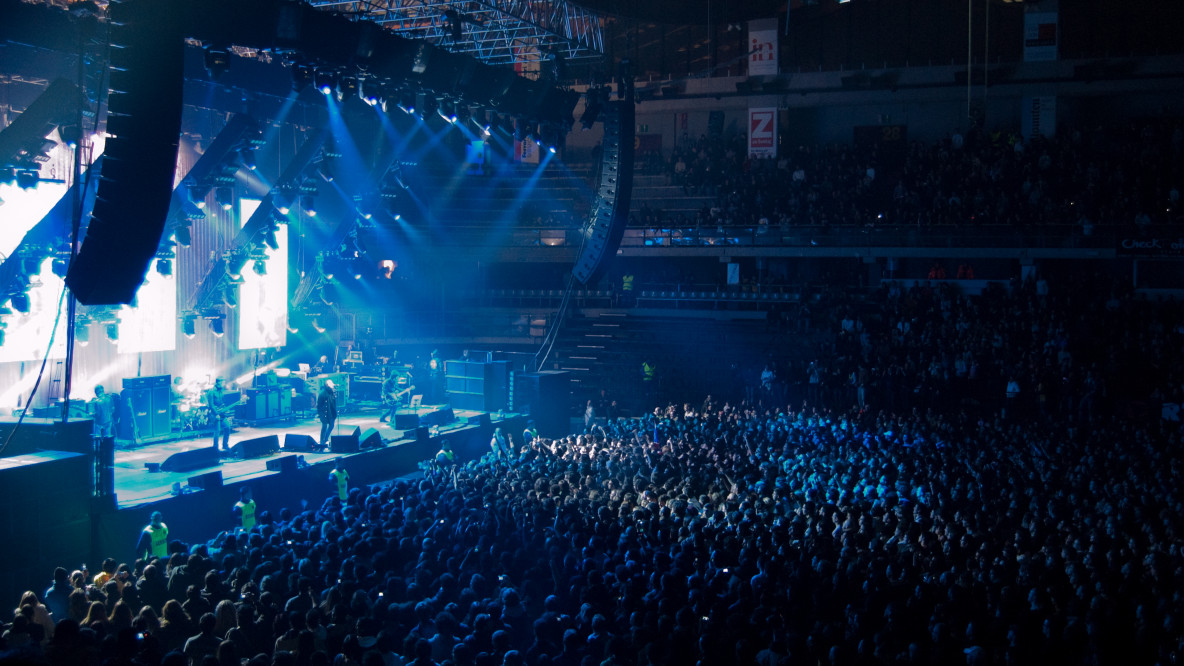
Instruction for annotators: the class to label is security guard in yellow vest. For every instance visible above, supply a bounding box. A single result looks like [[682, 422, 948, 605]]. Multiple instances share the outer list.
[[135, 511, 168, 561], [233, 487, 256, 533], [329, 459, 350, 503]]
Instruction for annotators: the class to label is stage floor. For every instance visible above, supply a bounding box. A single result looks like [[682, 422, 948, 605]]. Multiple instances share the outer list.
[[112, 402, 484, 509]]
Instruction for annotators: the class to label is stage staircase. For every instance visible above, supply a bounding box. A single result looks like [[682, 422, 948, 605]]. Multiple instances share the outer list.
[[548, 309, 827, 414]]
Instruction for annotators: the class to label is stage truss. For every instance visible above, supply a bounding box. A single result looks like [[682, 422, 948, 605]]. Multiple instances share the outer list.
[[304, 0, 606, 68]]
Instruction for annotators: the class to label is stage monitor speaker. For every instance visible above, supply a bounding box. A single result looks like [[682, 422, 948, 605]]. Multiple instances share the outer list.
[[360, 428, 383, 449], [415, 426, 429, 442], [160, 447, 220, 473], [331, 427, 360, 453], [266, 455, 299, 473], [394, 412, 419, 429], [187, 470, 223, 490], [468, 413, 492, 427], [283, 434, 318, 452], [231, 434, 279, 459]]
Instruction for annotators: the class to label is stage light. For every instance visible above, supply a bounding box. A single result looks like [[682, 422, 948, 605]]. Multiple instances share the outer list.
[[253, 259, 267, 276], [59, 124, 81, 149], [263, 227, 279, 251], [301, 195, 316, 217], [105, 323, 119, 342], [216, 187, 234, 211], [311, 318, 326, 334], [175, 224, 192, 247], [156, 258, 172, 276], [182, 316, 196, 338], [315, 69, 337, 96], [240, 149, 257, 171], [52, 257, 70, 278], [16, 170, 39, 189], [291, 64, 315, 91], [210, 317, 225, 337], [360, 78, 380, 106], [9, 292, 30, 314], [189, 185, 207, 209], [204, 47, 231, 78], [354, 272, 362, 280], [339, 75, 359, 100], [222, 287, 238, 309], [273, 192, 292, 215], [75, 320, 89, 346]]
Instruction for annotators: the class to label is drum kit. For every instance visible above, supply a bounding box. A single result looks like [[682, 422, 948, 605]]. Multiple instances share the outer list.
[[174, 379, 212, 431]]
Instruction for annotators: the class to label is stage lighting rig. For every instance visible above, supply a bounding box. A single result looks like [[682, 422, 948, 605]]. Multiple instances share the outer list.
[[75, 318, 90, 346], [209, 316, 225, 337], [181, 313, 197, 338], [215, 186, 234, 211]]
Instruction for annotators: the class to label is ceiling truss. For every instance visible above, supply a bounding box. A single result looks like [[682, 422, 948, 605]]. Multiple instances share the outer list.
[[305, 0, 605, 68]]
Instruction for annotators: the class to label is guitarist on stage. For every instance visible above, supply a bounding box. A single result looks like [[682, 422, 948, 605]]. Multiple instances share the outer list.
[[203, 378, 233, 453], [378, 368, 414, 424]]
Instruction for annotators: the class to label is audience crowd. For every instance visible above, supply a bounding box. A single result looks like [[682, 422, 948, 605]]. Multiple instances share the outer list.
[[643, 119, 1183, 232], [3, 270, 1184, 666], [4, 123, 1184, 666]]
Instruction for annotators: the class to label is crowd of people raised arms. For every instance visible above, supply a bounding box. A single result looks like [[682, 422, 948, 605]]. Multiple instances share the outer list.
[[3, 267, 1183, 666]]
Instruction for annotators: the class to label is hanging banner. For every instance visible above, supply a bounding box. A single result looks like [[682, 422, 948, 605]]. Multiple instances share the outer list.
[[1023, 10, 1058, 62], [748, 107, 777, 158], [1021, 96, 1056, 139], [748, 18, 779, 76]]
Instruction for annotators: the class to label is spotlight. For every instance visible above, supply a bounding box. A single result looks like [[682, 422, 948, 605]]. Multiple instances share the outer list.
[[286, 319, 299, 334], [182, 316, 196, 338], [105, 323, 119, 342], [301, 195, 316, 217], [360, 78, 380, 106], [210, 317, 225, 337], [263, 227, 279, 251], [253, 259, 267, 276], [59, 124, 82, 149], [75, 320, 89, 345], [339, 76, 359, 100], [240, 149, 257, 171], [215, 187, 234, 211], [204, 47, 231, 78], [16, 170, 39, 189], [9, 292, 30, 314], [175, 224, 192, 247], [222, 287, 238, 309], [189, 185, 207, 209], [291, 64, 315, 91], [273, 192, 292, 215], [156, 258, 172, 276], [52, 257, 70, 278], [311, 318, 326, 334], [315, 69, 337, 96]]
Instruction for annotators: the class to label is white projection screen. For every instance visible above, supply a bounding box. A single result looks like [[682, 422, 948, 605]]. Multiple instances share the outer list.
[[0, 181, 70, 363], [237, 198, 288, 349], [116, 259, 176, 354]]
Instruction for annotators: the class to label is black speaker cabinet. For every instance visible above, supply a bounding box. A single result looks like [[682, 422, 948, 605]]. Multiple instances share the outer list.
[[359, 428, 383, 449], [283, 434, 318, 452], [330, 427, 360, 453], [231, 435, 279, 459], [160, 447, 220, 473], [266, 455, 299, 473], [394, 412, 419, 429], [187, 470, 223, 490]]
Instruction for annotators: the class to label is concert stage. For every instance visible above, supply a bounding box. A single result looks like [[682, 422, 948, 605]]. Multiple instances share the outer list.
[[0, 401, 524, 606]]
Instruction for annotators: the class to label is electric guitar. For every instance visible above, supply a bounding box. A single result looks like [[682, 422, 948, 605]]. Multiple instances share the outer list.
[[383, 385, 416, 407], [206, 392, 246, 422]]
